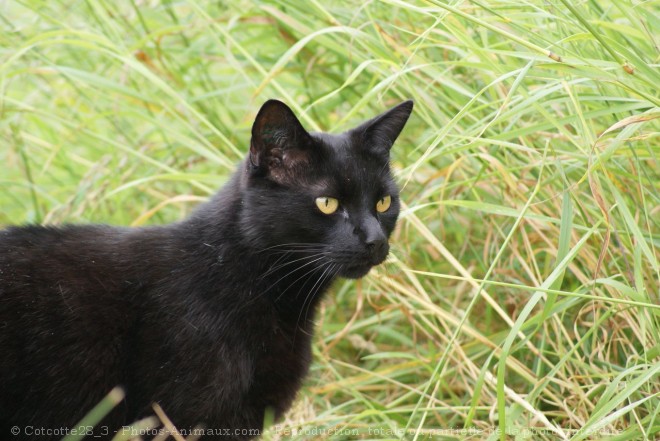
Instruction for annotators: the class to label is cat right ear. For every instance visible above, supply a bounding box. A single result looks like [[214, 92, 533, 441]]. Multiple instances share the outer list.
[[353, 100, 414, 158], [249, 100, 312, 181]]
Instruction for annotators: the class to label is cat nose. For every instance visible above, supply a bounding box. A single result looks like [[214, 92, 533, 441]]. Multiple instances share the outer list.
[[363, 225, 388, 262], [354, 216, 389, 262], [366, 237, 389, 262]]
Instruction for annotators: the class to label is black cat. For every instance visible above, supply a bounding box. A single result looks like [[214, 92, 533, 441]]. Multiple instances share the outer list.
[[0, 99, 413, 440]]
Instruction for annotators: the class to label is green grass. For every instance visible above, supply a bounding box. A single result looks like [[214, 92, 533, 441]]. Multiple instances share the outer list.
[[1, 0, 659, 440]]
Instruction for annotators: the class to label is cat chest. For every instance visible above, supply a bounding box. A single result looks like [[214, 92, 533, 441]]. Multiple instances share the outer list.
[[247, 321, 313, 414]]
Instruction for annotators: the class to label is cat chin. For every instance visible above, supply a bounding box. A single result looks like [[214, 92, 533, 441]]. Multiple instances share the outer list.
[[338, 263, 375, 279]]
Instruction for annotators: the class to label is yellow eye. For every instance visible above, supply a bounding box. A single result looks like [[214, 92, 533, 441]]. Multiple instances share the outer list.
[[376, 195, 392, 213], [315, 197, 339, 215]]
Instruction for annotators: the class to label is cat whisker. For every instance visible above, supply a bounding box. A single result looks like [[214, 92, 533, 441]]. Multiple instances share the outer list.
[[267, 249, 328, 257], [271, 256, 331, 304], [259, 252, 330, 280], [260, 250, 293, 277], [296, 262, 337, 338], [256, 243, 327, 253], [254, 255, 330, 306], [236, 255, 331, 315]]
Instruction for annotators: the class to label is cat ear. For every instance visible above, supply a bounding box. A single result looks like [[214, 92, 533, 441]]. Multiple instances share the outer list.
[[249, 100, 312, 179], [353, 100, 414, 157]]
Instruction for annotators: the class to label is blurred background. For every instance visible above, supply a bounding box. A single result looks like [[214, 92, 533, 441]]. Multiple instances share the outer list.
[[1, 1, 658, 439]]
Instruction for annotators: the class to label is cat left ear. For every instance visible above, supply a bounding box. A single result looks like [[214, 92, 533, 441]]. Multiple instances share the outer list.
[[353, 100, 414, 157], [249, 100, 312, 179]]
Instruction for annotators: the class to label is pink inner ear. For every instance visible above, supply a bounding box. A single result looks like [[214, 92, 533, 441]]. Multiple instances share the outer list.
[[262, 147, 312, 187], [281, 149, 309, 167], [266, 157, 282, 169]]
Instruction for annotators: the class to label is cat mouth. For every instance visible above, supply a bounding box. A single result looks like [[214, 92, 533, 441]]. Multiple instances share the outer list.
[[339, 263, 374, 279], [334, 252, 388, 279], [339, 255, 390, 278]]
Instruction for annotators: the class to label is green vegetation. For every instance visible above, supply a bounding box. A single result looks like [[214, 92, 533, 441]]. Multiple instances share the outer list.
[[1, 1, 658, 440]]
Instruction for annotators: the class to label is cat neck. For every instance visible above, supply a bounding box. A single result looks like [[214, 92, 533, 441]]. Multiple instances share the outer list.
[[174, 166, 336, 322]]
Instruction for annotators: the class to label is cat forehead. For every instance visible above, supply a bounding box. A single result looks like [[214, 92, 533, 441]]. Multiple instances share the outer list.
[[310, 131, 351, 152], [311, 131, 380, 163], [307, 132, 394, 194]]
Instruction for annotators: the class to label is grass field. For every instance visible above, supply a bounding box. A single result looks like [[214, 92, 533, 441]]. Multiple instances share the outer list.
[[1, 0, 659, 440]]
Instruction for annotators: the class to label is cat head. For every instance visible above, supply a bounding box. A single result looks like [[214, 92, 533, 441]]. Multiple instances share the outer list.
[[241, 99, 413, 279]]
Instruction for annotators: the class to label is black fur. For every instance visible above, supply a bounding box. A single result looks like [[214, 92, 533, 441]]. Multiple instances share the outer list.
[[0, 100, 413, 440]]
